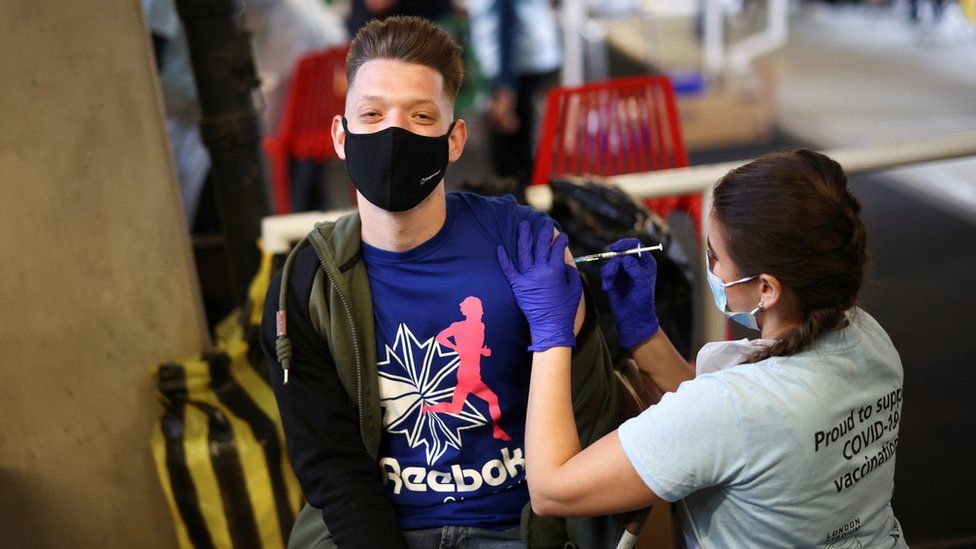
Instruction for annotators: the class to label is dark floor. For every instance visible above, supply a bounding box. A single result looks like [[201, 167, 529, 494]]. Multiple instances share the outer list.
[[853, 172, 976, 546]]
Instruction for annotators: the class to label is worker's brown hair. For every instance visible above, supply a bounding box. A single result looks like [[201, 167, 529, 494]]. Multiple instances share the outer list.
[[346, 16, 464, 102], [712, 149, 868, 363]]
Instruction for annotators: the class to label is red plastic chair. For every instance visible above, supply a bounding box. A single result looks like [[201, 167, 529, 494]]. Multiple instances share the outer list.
[[531, 76, 702, 233], [263, 45, 349, 214]]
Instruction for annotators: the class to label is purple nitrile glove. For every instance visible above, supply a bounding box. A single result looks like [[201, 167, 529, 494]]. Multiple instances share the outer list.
[[601, 237, 659, 349], [497, 219, 582, 352]]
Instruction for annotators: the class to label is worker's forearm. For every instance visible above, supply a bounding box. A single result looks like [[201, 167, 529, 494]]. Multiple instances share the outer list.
[[631, 330, 694, 393], [525, 347, 580, 493]]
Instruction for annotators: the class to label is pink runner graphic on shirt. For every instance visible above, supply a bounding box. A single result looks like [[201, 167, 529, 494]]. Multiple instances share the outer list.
[[423, 296, 511, 442], [376, 324, 487, 465]]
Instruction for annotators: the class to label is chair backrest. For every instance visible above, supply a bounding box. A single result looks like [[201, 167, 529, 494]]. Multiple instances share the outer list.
[[276, 45, 349, 161], [532, 75, 688, 184], [532, 75, 700, 233]]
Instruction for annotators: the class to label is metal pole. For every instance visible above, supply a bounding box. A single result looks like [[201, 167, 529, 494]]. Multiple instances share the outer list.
[[730, 0, 790, 75], [562, 0, 585, 85], [703, 0, 725, 80], [606, 130, 976, 199], [176, 0, 270, 305]]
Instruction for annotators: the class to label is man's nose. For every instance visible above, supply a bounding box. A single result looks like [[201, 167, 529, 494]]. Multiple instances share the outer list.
[[385, 110, 410, 130]]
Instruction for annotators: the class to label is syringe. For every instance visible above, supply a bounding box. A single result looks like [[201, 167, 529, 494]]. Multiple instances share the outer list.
[[572, 244, 663, 264]]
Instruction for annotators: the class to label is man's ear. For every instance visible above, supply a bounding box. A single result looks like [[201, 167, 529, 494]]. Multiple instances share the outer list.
[[331, 115, 346, 160], [448, 118, 467, 163]]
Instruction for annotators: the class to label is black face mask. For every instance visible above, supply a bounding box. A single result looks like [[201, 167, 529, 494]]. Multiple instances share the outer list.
[[342, 117, 456, 212]]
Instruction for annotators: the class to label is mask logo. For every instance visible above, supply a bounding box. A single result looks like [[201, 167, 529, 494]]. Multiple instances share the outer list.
[[420, 170, 441, 185]]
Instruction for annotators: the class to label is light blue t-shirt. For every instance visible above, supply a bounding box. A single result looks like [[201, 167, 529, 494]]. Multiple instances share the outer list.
[[618, 309, 908, 548]]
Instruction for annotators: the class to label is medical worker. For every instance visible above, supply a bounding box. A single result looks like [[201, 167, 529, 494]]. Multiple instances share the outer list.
[[498, 149, 907, 547]]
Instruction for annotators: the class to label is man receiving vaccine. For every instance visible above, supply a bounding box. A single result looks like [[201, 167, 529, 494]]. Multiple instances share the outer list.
[[261, 16, 624, 549]]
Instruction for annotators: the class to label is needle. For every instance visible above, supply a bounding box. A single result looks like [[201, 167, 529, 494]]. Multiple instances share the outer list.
[[572, 244, 663, 264]]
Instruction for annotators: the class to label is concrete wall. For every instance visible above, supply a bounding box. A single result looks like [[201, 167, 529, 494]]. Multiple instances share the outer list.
[[0, 1, 206, 546]]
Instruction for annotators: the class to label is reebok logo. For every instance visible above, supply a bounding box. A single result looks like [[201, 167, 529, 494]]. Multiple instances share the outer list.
[[420, 170, 441, 185], [379, 447, 525, 495]]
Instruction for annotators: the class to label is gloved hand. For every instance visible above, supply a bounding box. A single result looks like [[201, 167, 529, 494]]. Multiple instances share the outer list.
[[601, 237, 659, 349], [497, 219, 582, 352]]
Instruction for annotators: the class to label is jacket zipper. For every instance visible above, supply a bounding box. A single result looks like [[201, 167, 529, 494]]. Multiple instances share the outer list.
[[312, 243, 370, 456]]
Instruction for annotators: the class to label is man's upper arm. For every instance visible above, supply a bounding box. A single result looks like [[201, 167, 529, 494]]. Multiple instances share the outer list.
[[494, 196, 585, 335], [260, 260, 407, 548], [553, 226, 586, 337]]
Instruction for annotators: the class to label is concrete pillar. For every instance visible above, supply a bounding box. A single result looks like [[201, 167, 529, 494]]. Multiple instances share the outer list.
[[0, 0, 206, 547]]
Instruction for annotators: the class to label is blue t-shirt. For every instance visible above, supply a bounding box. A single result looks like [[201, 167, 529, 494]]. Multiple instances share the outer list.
[[362, 192, 550, 530]]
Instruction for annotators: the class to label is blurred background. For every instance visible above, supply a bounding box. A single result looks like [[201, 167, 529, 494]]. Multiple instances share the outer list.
[[1, 0, 974, 547]]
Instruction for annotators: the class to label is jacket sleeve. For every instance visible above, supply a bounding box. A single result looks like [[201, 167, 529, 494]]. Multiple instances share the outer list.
[[569, 275, 622, 448], [261, 259, 408, 549]]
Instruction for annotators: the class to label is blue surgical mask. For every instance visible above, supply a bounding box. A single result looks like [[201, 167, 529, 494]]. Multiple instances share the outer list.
[[706, 265, 763, 331]]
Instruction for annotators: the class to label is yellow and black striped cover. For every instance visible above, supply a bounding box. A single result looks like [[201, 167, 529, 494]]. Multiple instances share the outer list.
[[151, 251, 303, 548]]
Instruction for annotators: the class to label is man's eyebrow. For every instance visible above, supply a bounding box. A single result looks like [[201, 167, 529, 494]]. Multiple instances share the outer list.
[[355, 96, 439, 108], [404, 98, 439, 108]]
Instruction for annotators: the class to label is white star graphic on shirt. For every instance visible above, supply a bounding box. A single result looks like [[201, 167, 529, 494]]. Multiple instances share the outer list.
[[377, 323, 488, 465]]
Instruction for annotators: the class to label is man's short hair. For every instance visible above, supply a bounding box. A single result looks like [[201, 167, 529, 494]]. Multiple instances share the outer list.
[[346, 16, 464, 102]]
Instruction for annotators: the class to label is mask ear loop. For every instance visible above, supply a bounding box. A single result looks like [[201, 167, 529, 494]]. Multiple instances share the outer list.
[[751, 301, 765, 332]]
